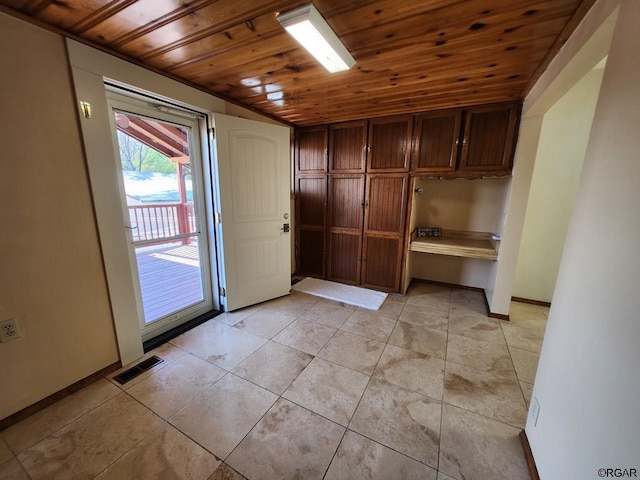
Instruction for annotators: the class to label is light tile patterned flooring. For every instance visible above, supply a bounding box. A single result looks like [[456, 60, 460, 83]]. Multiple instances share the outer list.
[[0, 283, 549, 480]]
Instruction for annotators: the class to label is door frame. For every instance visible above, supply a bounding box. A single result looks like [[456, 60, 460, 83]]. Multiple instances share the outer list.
[[106, 92, 215, 341], [68, 40, 223, 364]]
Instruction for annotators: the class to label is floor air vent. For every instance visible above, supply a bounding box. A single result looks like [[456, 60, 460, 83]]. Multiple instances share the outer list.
[[113, 355, 164, 385]]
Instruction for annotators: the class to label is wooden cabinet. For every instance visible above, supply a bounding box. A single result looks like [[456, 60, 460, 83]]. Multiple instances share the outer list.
[[293, 101, 520, 293], [362, 174, 409, 291], [412, 102, 519, 176], [295, 175, 327, 277], [329, 121, 367, 173], [412, 109, 462, 172], [327, 175, 365, 285], [367, 115, 413, 172], [459, 103, 519, 172]]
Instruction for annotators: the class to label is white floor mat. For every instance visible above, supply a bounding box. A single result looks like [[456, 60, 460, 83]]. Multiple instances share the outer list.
[[292, 277, 387, 310]]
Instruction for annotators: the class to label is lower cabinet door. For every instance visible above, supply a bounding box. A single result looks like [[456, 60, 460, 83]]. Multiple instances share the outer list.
[[297, 228, 325, 278], [361, 234, 404, 292], [327, 231, 362, 285]]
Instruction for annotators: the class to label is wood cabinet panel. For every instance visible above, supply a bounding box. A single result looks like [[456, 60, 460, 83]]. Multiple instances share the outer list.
[[328, 175, 365, 229], [296, 176, 326, 227], [367, 115, 412, 172], [297, 229, 325, 278], [362, 235, 403, 291], [412, 110, 462, 172], [364, 174, 408, 235], [327, 232, 361, 285], [459, 103, 519, 171], [295, 126, 328, 174], [329, 121, 367, 173]]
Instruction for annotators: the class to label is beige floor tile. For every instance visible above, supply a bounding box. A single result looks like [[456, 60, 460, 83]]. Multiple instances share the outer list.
[[208, 463, 247, 480], [509, 302, 548, 330], [283, 358, 369, 426], [399, 303, 449, 332], [94, 423, 219, 480], [439, 404, 529, 480], [350, 378, 441, 468], [273, 318, 337, 355], [170, 320, 268, 370], [444, 362, 527, 428], [262, 291, 319, 316], [232, 341, 313, 394], [18, 393, 163, 480], [127, 354, 226, 419], [317, 330, 385, 375], [226, 398, 344, 480], [215, 306, 261, 327], [170, 374, 277, 459], [446, 334, 516, 378], [502, 322, 545, 353], [509, 347, 540, 384], [0, 458, 29, 480], [363, 295, 406, 319], [340, 310, 397, 342], [448, 310, 506, 345], [449, 289, 486, 311], [301, 301, 356, 328], [0, 435, 13, 463], [406, 284, 451, 313], [325, 430, 437, 480], [374, 345, 445, 401], [437, 472, 457, 480], [107, 342, 187, 390], [232, 309, 296, 339], [520, 381, 534, 407], [3, 378, 120, 454], [389, 321, 448, 359]]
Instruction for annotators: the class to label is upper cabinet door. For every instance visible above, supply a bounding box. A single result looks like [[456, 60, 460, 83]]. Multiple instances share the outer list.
[[367, 115, 413, 172], [329, 121, 368, 173], [412, 109, 462, 172], [295, 126, 328, 175], [459, 103, 519, 171]]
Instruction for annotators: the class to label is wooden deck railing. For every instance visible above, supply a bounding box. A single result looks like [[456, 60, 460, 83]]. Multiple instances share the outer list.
[[128, 203, 195, 244]]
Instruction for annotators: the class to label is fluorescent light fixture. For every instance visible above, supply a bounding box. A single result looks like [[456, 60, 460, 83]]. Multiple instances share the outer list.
[[276, 4, 355, 73]]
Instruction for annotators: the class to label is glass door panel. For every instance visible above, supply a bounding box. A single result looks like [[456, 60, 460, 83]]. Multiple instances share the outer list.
[[111, 104, 212, 339]]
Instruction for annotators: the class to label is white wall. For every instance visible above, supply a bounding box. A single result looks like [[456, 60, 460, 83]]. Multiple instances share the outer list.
[[513, 67, 604, 302], [409, 178, 509, 289], [527, 1, 640, 477], [487, 1, 619, 315], [0, 13, 119, 419]]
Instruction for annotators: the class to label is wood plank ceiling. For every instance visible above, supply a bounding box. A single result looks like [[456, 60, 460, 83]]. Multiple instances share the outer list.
[[0, 0, 593, 126]]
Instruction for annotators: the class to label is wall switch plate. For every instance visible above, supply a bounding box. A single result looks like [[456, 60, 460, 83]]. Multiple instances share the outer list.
[[531, 396, 540, 427], [0, 318, 21, 343]]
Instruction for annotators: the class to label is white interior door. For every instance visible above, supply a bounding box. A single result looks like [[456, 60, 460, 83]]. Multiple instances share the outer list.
[[212, 113, 291, 311]]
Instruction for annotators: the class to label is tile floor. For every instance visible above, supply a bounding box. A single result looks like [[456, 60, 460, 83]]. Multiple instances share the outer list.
[[0, 283, 549, 480]]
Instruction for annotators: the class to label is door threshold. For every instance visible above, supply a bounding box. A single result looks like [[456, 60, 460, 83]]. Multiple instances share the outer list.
[[143, 309, 222, 352]]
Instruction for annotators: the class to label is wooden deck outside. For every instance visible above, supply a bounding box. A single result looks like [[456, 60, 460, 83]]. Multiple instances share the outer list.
[[135, 242, 204, 323]]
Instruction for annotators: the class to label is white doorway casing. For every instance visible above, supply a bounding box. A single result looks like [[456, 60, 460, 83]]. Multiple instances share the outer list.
[[68, 39, 226, 364]]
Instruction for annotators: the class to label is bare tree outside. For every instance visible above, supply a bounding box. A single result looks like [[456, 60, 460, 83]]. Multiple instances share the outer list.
[[117, 131, 175, 173]]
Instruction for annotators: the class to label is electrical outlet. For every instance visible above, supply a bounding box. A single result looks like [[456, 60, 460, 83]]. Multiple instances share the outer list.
[[0, 318, 21, 343]]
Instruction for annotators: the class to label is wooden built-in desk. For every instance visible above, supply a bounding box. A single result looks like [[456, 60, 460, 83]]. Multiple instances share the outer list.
[[409, 230, 499, 261]]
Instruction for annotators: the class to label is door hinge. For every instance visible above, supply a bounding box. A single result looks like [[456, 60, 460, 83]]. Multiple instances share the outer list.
[[214, 212, 222, 224], [219, 286, 226, 297], [210, 127, 216, 139]]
